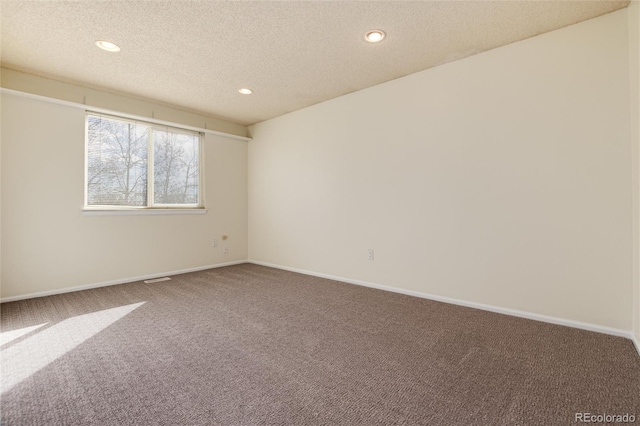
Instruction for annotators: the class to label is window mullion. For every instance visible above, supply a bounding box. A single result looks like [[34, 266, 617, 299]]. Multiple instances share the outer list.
[[198, 135, 204, 208], [147, 128, 154, 207]]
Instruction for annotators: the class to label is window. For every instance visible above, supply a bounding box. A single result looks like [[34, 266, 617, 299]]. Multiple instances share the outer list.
[[85, 113, 202, 209]]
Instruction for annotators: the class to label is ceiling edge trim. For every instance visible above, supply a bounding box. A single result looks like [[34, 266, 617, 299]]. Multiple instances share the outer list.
[[0, 67, 249, 138], [0, 88, 252, 142]]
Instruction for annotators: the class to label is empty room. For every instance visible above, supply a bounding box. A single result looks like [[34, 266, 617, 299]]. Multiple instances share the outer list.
[[1, 0, 639, 424]]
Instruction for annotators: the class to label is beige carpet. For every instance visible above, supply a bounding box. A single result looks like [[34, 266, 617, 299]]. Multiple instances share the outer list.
[[1, 263, 638, 425]]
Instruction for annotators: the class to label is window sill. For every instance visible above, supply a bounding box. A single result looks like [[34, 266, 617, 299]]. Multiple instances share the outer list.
[[83, 208, 207, 216]]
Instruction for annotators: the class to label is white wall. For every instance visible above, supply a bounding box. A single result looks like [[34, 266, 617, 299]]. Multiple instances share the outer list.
[[1, 93, 248, 300], [630, 1, 640, 344], [248, 10, 633, 331]]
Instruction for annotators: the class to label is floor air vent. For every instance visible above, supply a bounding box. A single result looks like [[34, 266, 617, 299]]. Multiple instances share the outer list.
[[144, 277, 171, 284]]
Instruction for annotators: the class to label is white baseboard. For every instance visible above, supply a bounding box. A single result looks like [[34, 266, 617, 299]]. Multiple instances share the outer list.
[[0, 260, 248, 303], [248, 259, 639, 355], [632, 334, 640, 357]]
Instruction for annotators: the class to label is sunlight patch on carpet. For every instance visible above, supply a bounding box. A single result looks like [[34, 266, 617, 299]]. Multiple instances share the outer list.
[[0, 302, 145, 394], [0, 323, 49, 346]]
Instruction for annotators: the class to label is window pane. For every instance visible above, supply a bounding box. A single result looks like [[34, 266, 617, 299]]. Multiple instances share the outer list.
[[153, 129, 199, 205], [87, 115, 149, 206]]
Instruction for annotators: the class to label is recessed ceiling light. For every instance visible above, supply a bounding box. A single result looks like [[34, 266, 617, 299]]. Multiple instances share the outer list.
[[239, 88, 253, 95], [95, 40, 120, 52], [364, 30, 386, 43]]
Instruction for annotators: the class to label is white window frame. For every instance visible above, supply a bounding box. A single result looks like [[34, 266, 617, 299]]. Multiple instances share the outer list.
[[83, 112, 206, 214]]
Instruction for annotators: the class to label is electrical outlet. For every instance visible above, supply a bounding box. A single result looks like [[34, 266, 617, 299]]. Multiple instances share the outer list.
[[223, 245, 229, 254], [368, 249, 374, 261], [212, 239, 218, 247]]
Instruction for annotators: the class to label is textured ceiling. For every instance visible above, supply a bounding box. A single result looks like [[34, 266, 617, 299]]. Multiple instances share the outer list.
[[0, 0, 630, 126]]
